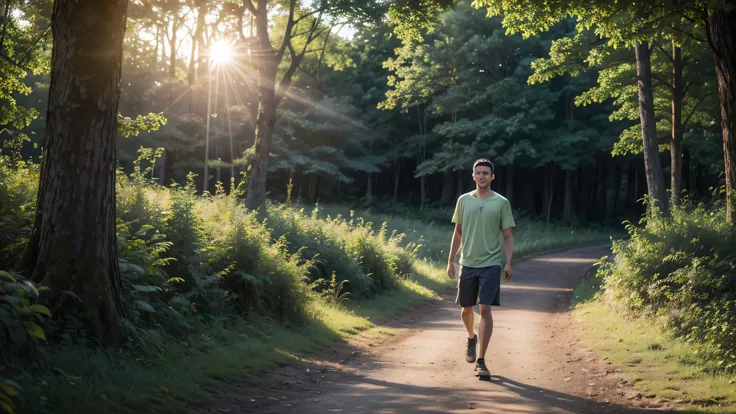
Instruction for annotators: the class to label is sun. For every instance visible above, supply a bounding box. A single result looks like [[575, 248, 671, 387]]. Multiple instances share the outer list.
[[210, 40, 234, 65]]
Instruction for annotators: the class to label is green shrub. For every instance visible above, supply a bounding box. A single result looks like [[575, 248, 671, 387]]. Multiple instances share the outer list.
[[0, 270, 51, 414], [600, 200, 736, 371], [0, 158, 37, 268]]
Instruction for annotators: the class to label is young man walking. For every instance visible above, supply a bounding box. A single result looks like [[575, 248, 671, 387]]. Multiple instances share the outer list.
[[446, 158, 515, 378]]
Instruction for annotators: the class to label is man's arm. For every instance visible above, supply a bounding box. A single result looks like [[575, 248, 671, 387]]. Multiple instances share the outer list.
[[502, 227, 513, 263], [449, 223, 462, 263], [502, 227, 513, 279], [447, 223, 462, 279]]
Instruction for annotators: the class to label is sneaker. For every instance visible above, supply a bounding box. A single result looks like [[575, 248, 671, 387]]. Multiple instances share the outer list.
[[474, 358, 490, 377], [465, 334, 477, 363]]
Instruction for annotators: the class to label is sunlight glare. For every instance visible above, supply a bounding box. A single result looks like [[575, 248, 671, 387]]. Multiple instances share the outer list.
[[210, 40, 234, 65]]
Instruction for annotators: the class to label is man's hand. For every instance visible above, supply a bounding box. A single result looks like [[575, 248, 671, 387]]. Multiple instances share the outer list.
[[503, 263, 512, 281], [447, 262, 456, 280]]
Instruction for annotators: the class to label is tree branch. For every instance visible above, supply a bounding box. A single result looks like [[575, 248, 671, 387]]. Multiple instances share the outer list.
[[682, 81, 692, 97], [652, 73, 674, 91], [0, 51, 27, 70], [683, 96, 705, 129], [655, 43, 675, 64], [243, 0, 257, 15], [276, 13, 326, 101], [293, 5, 331, 26], [0, 0, 13, 54], [276, 0, 297, 62], [17, 26, 50, 67], [670, 24, 707, 43]]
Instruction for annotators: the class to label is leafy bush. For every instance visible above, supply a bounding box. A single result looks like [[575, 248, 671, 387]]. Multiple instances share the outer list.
[[600, 200, 736, 371], [0, 158, 37, 268], [0, 270, 51, 414]]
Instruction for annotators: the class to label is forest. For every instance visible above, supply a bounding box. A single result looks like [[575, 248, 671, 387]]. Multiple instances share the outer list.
[[1, 0, 735, 413]]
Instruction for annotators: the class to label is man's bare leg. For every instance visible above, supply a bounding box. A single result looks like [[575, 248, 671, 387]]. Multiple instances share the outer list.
[[478, 304, 493, 359], [472, 304, 493, 377], [462, 306, 477, 363], [461, 306, 474, 338]]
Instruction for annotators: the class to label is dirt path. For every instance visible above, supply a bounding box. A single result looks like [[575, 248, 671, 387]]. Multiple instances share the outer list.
[[195, 244, 679, 413]]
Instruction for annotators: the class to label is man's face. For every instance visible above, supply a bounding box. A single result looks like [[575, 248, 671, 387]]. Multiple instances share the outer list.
[[473, 166, 493, 188]]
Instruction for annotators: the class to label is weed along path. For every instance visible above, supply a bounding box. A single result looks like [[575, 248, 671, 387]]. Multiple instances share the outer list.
[[195, 244, 677, 414]]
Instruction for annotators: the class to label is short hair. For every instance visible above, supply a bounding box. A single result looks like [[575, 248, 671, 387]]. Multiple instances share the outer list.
[[473, 158, 494, 174]]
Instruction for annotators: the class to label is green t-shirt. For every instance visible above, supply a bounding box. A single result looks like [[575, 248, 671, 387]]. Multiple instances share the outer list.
[[451, 191, 515, 268]]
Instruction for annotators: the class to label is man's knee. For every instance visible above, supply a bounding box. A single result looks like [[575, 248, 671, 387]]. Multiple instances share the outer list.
[[479, 304, 492, 317], [461, 306, 474, 315]]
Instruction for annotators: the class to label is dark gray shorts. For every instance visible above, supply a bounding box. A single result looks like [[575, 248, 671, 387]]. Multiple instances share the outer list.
[[455, 265, 501, 308]]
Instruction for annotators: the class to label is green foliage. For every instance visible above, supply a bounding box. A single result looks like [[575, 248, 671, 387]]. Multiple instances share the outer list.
[[0, 155, 37, 268], [380, 3, 617, 177], [0, 270, 50, 414], [0, 1, 51, 137], [600, 200, 736, 371], [269, 97, 386, 184], [117, 113, 167, 139]]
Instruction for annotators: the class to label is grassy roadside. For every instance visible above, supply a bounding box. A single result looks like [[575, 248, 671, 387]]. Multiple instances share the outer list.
[[571, 266, 736, 414]]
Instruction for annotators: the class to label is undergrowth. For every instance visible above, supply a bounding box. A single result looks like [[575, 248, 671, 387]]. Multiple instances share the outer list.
[[596, 197, 736, 374]]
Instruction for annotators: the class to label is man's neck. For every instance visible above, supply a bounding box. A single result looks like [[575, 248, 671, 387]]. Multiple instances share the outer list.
[[473, 187, 494, 199]]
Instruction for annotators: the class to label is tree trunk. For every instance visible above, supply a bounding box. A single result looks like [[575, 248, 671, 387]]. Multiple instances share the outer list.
[[578, 165, 591, 218], [365, 173, 373, 201], [168, 14, 177, 78], [543, 164, 556, 225], [595, 162, 605, 217], [706, 7, 736, 223], [440, 171, 453, 205], [562, 169, 574, 222], [158, 150, 167, 185], [606, 161, 619, 220], [393, 162, 400, 202], [244, 4, 280, 212], [685, 148, 694, 196], [626, 161, 637, 210], [671, 42, 684, 206], [188, 4, 205, 86], [635, 42, 669, 215], [20, 0, 128, 344], [504, 164, 513, 202], [420, 174, 427, 210]]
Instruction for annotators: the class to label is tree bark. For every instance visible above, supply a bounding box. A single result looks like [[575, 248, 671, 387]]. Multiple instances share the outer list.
[[504, 164, 513, 203], [611, 162, 622, 220], [168, 10, 178, 78], [245, 76, 278, 210], [456, 170, 464, 198], [635, 42, 669, 215], [626, 161, 637, 210], [706, 7, 736, 223], [440, 171, 453, 205], [420, 174, 427, 210], [244, 3, 279, 211], [20, 0, 128, 344], [562, 169, 574, 222], [188, 3, 206, 87], [365, 173, 373, 202], [671, 42, 683, 206], [393, 162, 400, 202], [595, 161, 605, 217]]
